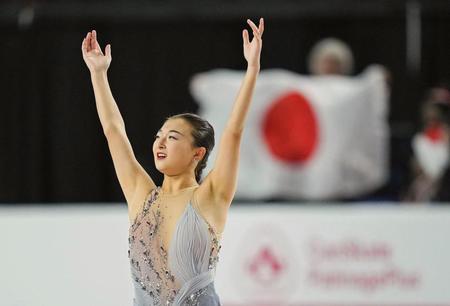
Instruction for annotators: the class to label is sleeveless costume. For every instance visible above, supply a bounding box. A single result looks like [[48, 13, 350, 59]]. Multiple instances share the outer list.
[[128, 185, 222, 305]]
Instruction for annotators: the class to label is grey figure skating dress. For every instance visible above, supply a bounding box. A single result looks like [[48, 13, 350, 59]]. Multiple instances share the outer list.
[[128, 186, 222, 305]]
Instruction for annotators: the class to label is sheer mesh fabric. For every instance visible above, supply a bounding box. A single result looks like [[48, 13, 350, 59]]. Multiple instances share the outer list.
[[128, 186, 221, 305]]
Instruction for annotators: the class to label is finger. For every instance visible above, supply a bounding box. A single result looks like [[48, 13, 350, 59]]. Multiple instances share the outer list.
[[94, 39, 104, 55], [250, 31, 262, 43], [242, 29, 249, 45], [92, 30, 105, 55], [247, 19, 259, 35], [86, 32, 91, 52], [247, 19, 260, 36], [259, 17, 264, 36], [90, 30, 96, 51], [105, 44, 112, 58], [81, 38, 87, 54]]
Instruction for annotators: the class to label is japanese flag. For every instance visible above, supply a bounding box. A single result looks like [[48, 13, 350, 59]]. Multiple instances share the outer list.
[[189, 66, 389, 200]]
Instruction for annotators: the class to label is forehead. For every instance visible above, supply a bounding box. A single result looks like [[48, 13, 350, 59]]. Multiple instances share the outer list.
[[159, 118, 192, 134]]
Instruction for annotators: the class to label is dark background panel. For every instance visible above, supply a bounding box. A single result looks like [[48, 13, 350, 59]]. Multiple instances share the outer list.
[[0, 0, 449, 203]]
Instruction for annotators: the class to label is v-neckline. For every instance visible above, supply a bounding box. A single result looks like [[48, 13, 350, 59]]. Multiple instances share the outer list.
[[129, 185, 195, 227], [163, 200, 221, 256], [130, 185, 220, 257], [158, 185, 200, 254], [161, 200, 194, 256]]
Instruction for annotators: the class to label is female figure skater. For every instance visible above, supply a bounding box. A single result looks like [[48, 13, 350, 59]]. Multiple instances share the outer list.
[[81, 17, 264, 305]]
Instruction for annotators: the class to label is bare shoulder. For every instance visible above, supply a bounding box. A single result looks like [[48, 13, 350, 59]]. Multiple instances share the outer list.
[[127, 173, 157, 223]]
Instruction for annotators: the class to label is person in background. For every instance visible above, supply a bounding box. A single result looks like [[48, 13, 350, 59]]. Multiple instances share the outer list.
[[307, 37, 391, 83], [403, 85, 450, 202], [305, 37, 391, 201], [307, 37, 354, 76], [430, 86, 450, 202]]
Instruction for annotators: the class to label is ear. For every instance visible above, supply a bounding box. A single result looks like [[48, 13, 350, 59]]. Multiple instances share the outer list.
[[194, 147, 207, 161]]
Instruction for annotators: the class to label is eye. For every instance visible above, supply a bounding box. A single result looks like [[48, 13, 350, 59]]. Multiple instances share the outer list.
[[154, 135, 159, 139], [169, 136, 178, 140]]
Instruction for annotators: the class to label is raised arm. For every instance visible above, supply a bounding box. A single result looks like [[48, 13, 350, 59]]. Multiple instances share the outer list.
[[81, 30, 155, 207], [204, 18, 264, 207]]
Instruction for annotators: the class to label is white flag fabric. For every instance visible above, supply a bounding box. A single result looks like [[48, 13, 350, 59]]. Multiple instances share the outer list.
[[190, 66, 389, 200]]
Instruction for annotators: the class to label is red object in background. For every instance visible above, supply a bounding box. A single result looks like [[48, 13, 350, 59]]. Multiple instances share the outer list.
[[424, 123, 445, 143], [262, 91, 319, 164]]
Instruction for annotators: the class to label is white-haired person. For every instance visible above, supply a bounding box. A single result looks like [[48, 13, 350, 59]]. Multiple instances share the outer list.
[[307, 37, 354, 76], [308, 37, 391, 82]]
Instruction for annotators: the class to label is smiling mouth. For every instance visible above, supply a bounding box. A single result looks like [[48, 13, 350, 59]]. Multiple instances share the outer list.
[[156, 153, 167, 160]]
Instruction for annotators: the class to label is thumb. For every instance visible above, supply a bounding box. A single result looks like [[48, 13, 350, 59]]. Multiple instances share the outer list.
[[105, 44, 112, 58], [242, 29, 249, 45]]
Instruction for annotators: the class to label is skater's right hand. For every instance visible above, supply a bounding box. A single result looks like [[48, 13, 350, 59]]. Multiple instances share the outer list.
[[81, 30, 111, 73]]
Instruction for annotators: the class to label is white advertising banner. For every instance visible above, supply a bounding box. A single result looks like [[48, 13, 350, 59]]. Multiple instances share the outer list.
[[1, 204, 449, 306], [215, 205, 450, 306]]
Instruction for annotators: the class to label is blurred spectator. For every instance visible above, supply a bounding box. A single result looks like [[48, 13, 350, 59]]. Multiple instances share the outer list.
[[403, 85, 450, 202], [307, 37, 392, 84], [431, 86, 450, 202], [307, 37, 354, 76]]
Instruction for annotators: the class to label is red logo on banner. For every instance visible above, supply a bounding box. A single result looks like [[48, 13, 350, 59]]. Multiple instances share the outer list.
[[233, 223, 300, 304], [247, 246, 285, 284]]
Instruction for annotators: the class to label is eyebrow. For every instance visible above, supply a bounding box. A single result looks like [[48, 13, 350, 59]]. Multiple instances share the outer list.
[[157, 129, 185, 136]]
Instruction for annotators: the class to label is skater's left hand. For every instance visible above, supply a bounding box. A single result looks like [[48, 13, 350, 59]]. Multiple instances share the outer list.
[[242, 18, 264, 69]]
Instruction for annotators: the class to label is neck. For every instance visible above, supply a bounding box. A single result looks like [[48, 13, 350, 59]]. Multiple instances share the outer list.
[[161, 174, 198, 194]]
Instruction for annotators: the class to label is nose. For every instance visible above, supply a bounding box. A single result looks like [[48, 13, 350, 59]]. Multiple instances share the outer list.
[[156, 135, 166, 148]]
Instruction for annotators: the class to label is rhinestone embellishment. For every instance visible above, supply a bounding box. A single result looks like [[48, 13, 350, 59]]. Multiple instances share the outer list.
[[127, 186, 221, 305]]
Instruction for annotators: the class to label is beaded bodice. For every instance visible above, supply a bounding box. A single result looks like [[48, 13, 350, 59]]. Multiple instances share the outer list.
[[128, 186, 221, 305]]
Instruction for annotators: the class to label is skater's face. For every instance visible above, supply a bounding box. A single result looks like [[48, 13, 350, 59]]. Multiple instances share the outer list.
[[153, 118, 204, 176]]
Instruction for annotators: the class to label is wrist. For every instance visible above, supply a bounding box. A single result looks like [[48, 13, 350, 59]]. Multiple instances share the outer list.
[[90, 70, 108, 79], [246, 64, 260, 72]]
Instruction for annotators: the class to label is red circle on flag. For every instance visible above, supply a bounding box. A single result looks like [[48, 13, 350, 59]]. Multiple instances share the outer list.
[[262, 91, 319, 164]]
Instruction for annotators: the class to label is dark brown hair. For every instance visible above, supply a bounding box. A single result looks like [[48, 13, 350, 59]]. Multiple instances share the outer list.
[[166, 113, 215, 183]]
